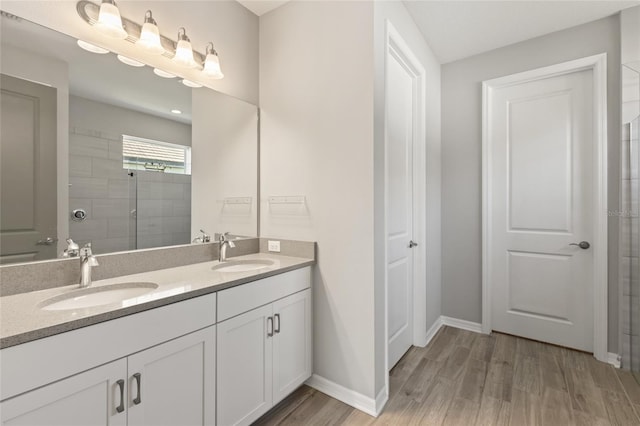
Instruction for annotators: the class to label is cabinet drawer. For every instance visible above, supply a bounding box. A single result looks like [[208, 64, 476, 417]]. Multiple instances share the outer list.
[[217, 267, 310, 322]]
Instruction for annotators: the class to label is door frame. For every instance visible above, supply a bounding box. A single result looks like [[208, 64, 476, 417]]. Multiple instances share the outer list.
[[384, 20, 428, 376], [481, 53, 608, 361]]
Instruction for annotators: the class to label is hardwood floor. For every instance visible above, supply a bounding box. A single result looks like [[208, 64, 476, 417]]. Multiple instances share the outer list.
[[255, 326, 640, 426]]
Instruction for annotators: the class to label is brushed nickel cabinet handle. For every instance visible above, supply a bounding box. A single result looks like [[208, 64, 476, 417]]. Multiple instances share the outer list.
[[116, 379, 125, 413], [267, 316, 274, 337], [133, 373, 142, 405], [274, 313, 281, 334]]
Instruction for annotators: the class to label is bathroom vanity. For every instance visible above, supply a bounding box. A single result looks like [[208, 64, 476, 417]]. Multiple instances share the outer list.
[[0, 252, 313, 426]]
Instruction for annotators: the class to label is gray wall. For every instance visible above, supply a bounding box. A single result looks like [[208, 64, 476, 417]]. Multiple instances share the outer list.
[[441, 15, 621, 352]]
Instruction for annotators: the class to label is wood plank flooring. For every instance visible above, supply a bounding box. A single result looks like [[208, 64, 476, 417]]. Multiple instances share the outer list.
[[255, 326, 640, 426]]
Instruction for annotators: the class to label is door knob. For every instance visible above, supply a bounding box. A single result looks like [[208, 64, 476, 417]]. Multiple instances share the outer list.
[[409, 240, 418, 248], [36, 237, 58, 245], [570, 241, 590, 249]]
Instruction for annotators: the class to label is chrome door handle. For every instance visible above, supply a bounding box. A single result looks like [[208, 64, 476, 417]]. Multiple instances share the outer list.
[[36, 237, 58, 245], [409, 240, 418, 248], [570, 241, 590, 249]]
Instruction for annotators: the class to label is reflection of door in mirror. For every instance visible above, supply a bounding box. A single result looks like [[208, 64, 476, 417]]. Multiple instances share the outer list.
[[0, 74, 57, 264]]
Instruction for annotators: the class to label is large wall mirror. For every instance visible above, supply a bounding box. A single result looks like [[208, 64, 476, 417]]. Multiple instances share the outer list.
[[0, 12, 258, 265]]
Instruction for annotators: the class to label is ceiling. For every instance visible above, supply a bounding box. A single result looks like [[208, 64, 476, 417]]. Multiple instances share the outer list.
[[236, 0, 639, 64], [236, 0, 291, 16], [403, 0, 640, 64]]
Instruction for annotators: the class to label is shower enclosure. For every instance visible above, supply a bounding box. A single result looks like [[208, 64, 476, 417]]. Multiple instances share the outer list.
[[622, 63, 640, 380]]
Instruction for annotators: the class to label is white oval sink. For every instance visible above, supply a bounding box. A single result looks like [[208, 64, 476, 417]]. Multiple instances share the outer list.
[[211, 259, 274, 273], [40, 282, 159, 311]]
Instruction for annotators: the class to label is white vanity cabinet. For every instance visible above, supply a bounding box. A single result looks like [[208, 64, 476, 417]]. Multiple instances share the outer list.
[[126, 326, 215, 426], [1, 358, 127, 426], [1, 326, 215, 426], [217, 267, 311, 426]]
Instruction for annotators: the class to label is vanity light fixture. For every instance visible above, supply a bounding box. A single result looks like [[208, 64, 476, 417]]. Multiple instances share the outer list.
[[136, 10, 163, 54], [182, 79, 203, 88], [203, 42, 224, 79], [95, 0, 127, 39], [77, 39, 109, 54], [117, 54, 145, 67], [173, 28, 199, 68], [153, 68, 176, 78], [77, 1, 226, 80]]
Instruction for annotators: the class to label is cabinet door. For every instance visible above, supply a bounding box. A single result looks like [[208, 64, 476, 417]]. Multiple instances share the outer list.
[[272, 289, 312, 403], [127, 326, 215, 426], [1, 359, 127, 426], [217, 304, 273, 426]]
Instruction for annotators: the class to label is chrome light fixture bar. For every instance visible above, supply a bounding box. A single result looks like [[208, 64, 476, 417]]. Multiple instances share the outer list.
[[77, 0, 208, 67]]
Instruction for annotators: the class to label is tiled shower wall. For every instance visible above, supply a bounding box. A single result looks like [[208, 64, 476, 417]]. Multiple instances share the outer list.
[[68, 126, 134, 254], [135, 170, 191, 250]]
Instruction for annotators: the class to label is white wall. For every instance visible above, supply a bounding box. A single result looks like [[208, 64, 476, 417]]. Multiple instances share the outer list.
[[191, 89, 258, 239], [0, 0, 259, 105], [373, 0, 442, 396], [69, 96, 191, 147], [0, 44, 69, 254], [260, 0, 377, 399], [441, 15, 621, 352]]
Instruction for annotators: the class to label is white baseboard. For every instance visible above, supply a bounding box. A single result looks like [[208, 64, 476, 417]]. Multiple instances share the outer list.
[[305, 374, 385, 417], [374, 386, 388, 416], [607, 352, 621, 368], [440, 315, 484, 334], [425, 316, 445, 345]]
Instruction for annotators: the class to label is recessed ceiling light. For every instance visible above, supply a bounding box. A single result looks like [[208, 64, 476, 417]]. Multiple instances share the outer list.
[[171, 109, 182, 114], [182, 79, 202, 88], [153, 68, 176, 78], [117, 55, 145, 67], [77, 40, 109, 54]]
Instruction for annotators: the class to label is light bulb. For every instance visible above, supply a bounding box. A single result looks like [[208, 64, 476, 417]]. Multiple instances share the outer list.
[[77, 40, 109, 54], [95, 0, 127, 39], [173, 28, 199, 68], [136, 10, 163, 54], [203, 42, 224, 79], [117, 55, 145, 67]]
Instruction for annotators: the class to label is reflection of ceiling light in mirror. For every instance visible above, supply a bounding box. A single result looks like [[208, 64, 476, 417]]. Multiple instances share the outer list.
[[136, 10, 164, 54], [182, 79, 202, 88], [173, 28, 199, 68], [95, 0, 128, 39], [117, 55, 145, 67], [203, 42, 224, 79], [153, 68, 176, 78], [171, 109, 182, 114], [77, 40, 109, 54]]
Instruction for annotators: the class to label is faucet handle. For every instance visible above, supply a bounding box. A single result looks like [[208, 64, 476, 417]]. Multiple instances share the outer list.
[[62, 238, 80, 258], [200, 229, 211, 243]]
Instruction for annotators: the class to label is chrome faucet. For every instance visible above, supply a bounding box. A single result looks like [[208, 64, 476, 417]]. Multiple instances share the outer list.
[[79, 243, 99, 288], [192, 229, 211, 243], [219, 232, 236, 262], [62, 238, 80, 258]]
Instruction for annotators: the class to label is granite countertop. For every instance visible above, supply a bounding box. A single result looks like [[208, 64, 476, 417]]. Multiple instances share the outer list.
[[0, 253, 314, 349]]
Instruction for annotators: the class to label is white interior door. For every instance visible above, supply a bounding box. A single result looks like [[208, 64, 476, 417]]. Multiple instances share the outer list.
[[0, 73, 57, 264], [386, 49, 415, 369], [487, 66, 595, 352]]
